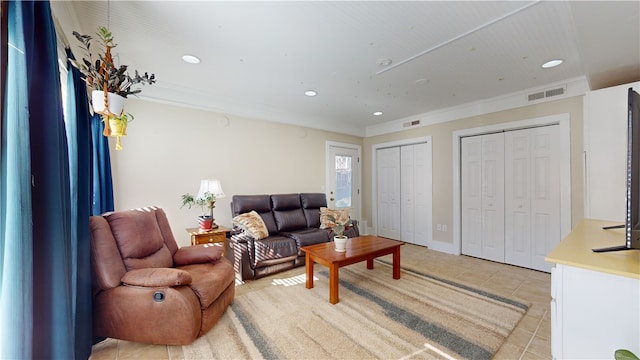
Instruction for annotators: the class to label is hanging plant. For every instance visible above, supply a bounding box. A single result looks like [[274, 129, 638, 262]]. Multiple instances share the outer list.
[[70, 26, 156, 149]]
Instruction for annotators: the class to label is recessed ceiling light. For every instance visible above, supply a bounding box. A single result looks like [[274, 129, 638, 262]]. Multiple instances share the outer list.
[[541, 59, 563, 69], [373, 111, 383, 116], [182, 54, 201, 64], [304, 90, 317, 97]]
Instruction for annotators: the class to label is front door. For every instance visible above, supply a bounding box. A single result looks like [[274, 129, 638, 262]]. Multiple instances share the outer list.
[[327, 144, 361, 222]]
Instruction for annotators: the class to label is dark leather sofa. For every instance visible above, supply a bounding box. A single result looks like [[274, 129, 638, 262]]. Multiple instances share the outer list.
[[230, 193, 359, 281]]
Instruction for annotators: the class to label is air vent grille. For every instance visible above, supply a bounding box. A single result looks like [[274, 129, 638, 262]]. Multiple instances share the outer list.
[[403, 120, 421, 127], [528, 86, 566, 102], [528, 92, 545, 101], [545, 87, 565, 97]]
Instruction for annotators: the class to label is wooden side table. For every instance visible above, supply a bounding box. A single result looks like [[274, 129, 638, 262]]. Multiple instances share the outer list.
[[186, 226, 231, 255]]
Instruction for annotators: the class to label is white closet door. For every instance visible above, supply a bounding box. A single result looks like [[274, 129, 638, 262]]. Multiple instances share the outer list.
[[400, 143, 431, 247], [377, 147, 401, 239], [505, 125, 560, 272], [412, 143, 431, 247], [481, 133, 505, 262], [401, 146, 415, 243], [461, 136, 483, 258], [530, 126, 560, 272], [505, 129, 533, 268]]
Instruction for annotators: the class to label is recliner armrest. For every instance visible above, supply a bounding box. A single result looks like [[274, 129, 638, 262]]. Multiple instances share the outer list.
[[121, 268, 192, 287], [174, 244, 223, 266]]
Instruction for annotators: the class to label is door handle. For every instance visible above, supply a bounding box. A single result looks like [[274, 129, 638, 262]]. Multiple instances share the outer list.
[[330, 198, 334, 201]]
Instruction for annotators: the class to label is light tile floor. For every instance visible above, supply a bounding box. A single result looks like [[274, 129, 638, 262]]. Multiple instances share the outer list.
[[90, 244, 552, 360]]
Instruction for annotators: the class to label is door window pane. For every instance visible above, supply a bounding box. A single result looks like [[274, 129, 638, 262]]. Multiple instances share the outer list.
[[335, 155, 352, 208]]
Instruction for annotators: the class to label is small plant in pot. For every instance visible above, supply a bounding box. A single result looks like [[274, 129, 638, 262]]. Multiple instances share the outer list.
[[70, 26, 155, 145], [328, 215, 352, 252], [181, 192, 217, 231]]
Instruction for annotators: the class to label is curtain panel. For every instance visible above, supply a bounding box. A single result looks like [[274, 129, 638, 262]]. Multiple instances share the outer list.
[[1, 1, 93, 358]]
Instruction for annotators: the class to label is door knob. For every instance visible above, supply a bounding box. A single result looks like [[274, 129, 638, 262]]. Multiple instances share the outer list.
[[330, 198, 335, 201]]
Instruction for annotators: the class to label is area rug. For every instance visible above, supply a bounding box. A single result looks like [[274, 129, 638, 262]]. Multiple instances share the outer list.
[[183, 262, 529, 359]]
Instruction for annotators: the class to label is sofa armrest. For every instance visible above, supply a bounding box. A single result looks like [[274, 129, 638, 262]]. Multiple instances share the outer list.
[[350, 219, 360, 237], [121, 268, 192, 287], [230, 230, 255, 244]]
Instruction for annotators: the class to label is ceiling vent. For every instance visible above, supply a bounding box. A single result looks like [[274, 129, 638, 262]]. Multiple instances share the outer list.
[[403, 120, 421, 128], [528, 86, 566, 102]]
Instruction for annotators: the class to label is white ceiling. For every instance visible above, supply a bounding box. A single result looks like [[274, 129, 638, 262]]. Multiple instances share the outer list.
[[51, 1, 640, 137]]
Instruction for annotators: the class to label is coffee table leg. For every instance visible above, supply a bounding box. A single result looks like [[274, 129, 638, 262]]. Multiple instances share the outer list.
[[366, 258, 374, 269], [392, 246, 401, 279], [329, 264, 339, 304], [305, 253, 314, 289]]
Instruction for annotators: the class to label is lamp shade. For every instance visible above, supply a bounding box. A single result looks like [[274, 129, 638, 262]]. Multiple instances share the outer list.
[[196, 179, 225, 200]]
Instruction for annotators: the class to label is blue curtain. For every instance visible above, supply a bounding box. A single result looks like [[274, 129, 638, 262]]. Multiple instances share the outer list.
[[1, 1, 34, 358], [1, 1, 92, 358], [91, 114, 115, 215], [65, 48, 94, 359]]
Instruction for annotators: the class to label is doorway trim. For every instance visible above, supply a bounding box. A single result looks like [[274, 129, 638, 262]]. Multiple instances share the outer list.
[[371, 136, 432, 242], [452, 113, 571, 255], [325, 141, 362, 223]]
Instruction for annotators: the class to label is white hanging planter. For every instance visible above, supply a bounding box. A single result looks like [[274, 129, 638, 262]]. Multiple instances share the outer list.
[[92, 90, 125, 116]]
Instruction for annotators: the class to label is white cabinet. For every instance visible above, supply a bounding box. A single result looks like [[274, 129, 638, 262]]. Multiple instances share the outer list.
[[547, 220, 640, 359], [462, 126, 561, 272]]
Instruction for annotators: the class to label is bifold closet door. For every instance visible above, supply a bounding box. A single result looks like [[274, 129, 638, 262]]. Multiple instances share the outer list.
[[461, 133, 505, 262], [505, 126, 560, 272], [377, 147, 401, 240], [401, 143, 431, 246]]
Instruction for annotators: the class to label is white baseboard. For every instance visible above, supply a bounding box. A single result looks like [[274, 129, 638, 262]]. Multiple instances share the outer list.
[[428, 240, 457, 255]]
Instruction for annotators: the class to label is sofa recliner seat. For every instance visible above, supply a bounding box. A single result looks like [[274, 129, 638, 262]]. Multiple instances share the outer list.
[[230, 193, 359, 281], [89, 206, 235, 345]]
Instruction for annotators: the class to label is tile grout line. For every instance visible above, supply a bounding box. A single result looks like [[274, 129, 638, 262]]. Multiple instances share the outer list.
[[519, 308, 549, 360]]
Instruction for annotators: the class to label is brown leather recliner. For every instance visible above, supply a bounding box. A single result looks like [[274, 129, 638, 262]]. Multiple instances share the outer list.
[[89, 206, 235, 345]]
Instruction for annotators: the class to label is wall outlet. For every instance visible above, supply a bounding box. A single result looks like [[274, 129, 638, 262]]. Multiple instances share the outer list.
[[442, 224, 447, 232], [436, 224, 442, 231]]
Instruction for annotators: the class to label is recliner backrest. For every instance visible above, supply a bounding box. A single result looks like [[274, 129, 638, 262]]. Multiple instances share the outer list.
[[90, 207, 179, 292], [271, 194, 307, 232]]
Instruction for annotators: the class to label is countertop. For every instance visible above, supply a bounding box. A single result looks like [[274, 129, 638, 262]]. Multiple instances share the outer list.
[[545, 219, 640, 279]]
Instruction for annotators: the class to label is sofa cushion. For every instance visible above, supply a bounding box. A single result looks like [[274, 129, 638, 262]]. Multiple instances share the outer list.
[[281, 228, 330, 248], [231, 195, 278, 234], [174, 244, 223, 266], [250, 235, 298, 268], [232, 211, 269, 240], [121, 268, 192, 287], [272, 194, 307, 232], [300, 193, 327, 228], [320, 207, 350, 229]]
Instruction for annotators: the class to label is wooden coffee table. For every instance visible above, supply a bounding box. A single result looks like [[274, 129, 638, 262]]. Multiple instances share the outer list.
[[301, 235, 404, 304]]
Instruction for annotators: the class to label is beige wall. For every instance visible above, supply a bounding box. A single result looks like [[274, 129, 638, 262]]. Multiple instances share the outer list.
[[362, 96, 584, 247], [110, 99, 362, 247], [111, 95, 583, 248]]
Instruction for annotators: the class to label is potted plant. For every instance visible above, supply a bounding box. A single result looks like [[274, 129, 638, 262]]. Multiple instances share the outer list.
[[615, 349, 639, 360], [181, 192, 217, 231], [70, 26, 155, 141], [327, 214, 352, 252], [107, 113, 132, 151]]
